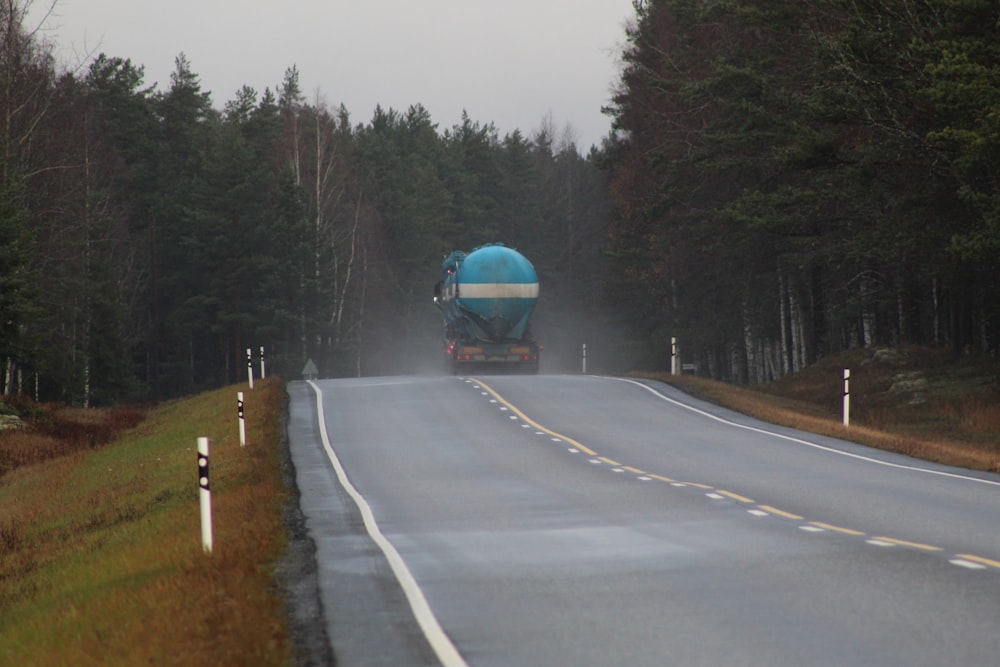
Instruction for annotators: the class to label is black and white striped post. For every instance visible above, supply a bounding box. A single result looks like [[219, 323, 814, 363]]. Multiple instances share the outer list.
[[237, 391, 246, 447], [582, 343, 587, 374], [671, 337, 679, 376], [246, 347, 254, 390], [842, 368, 851, 427], [198, 436, 213, 553], [259, 345, 266, 379]]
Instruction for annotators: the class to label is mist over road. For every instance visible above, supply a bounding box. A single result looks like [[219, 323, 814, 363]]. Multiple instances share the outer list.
[[286, 374, 1000, 666]]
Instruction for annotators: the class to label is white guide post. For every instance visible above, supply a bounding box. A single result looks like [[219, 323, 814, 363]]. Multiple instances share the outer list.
[[246, 347, 254, 389], [671, 337, 679, 376], [259, 345, 266, 379], [198, 437, 213, 554], [237, 391, 246, 447], [582, 343, 587, 374], [843, 368, 851, 427]]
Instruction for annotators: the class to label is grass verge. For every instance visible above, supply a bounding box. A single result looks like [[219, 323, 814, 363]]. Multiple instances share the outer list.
[[0, 377, 291, 666]]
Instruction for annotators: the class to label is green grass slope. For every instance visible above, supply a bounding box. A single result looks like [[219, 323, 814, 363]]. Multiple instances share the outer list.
[[0, 378, 290, 666]]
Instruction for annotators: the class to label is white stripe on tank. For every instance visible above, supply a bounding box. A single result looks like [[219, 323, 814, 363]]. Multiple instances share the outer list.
[[459, 282, 539, 298]]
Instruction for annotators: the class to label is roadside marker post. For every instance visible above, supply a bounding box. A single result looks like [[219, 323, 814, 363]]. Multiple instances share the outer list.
[[582, 343, 587, 374], [198, 437, 213, 554], [843, 369, 851, 427], [246, 347, 254, 389], [238, 391, 246, 447], [671, 337, 679, 376], [259, 345, 266, 379]]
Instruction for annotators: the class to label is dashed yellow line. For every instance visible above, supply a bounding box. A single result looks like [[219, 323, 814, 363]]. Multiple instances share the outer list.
[[468, 377, 998, 573], [872, 536, 943, 552], [472, 378, 597, 456], [810, 522, 866, 536], [757, 505, 804, 521]]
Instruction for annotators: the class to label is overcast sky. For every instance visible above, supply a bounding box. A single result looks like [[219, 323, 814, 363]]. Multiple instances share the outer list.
[[31, 0, 635, 150]]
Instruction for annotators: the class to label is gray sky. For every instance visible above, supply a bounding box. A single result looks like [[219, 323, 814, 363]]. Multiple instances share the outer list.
[[32, 0, 635, 150]]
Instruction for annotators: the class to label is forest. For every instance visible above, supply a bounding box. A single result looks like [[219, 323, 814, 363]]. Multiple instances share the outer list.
[[1, 0, 998, 404], [0, 1, 612, 403], [605, 0, 1000, 381]]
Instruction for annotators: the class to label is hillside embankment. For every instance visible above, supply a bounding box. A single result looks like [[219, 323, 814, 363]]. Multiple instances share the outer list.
[[0, 378, 295, 666]]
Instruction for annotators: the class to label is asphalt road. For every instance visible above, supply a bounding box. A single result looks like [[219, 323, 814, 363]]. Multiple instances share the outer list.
[[285, 374, 1000, 666]]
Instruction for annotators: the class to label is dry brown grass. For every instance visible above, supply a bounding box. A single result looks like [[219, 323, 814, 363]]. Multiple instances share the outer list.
[[0, 378, 291, 666], [0, 402, 146, 473], [636, 347, 1000, 473]]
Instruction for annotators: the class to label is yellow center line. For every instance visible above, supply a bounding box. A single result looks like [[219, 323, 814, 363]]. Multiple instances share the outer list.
[[472, 378, 598, 456], [810, 522, 866, 536], [872, 536, 943, 552], [469, 379, 974, 566], [757, 505, 804, 521], [718, 490, 754, 504], [955, 554, 1000, 569]]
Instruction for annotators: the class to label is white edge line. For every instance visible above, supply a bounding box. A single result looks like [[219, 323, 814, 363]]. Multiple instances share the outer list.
[[613, 378, 1000, 488], [307, 381, 467, 667]]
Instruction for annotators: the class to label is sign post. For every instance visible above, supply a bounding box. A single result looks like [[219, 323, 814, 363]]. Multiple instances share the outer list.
[[246, 347, 254, 390], [843, 369, 851, 427], [198, 437, 213, 553], [237, 391, 246, 446]]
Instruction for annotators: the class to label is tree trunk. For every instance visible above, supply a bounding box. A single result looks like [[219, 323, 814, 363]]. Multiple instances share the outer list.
[[778, 272, 791, 376], [861, 274, 876, 347]]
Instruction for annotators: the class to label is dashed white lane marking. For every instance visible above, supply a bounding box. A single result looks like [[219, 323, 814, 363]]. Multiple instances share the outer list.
[[509, 415, 518, 420], [800, 525, 826, 533], [748, 509, 770, 517], [613, 468, 625, 473], [867, 539, 897, 548], [638, 476, 652, 481], [706, 493, 724, 500], [951, 559, 988, 570], [568, 448, 579, 453]]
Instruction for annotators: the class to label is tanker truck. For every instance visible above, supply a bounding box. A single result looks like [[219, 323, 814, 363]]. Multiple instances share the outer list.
[[433, 243, 540, 374]]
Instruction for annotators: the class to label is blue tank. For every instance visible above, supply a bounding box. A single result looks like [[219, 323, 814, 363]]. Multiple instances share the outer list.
[[434, 244, 540, 372]]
